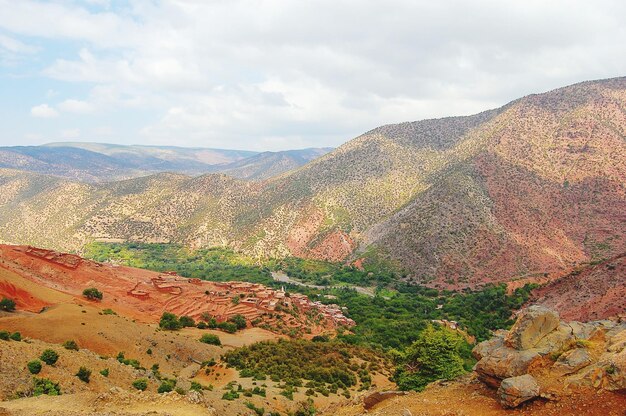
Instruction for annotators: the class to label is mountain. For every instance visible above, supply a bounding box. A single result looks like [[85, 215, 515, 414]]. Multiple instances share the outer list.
[[0, 77, 624, 288], [0, 143, 257, 182], [208, 148, 333, 180]]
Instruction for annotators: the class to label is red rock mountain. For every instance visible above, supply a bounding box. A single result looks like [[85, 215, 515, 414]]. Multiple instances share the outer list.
[[0, 77, 624, 288]]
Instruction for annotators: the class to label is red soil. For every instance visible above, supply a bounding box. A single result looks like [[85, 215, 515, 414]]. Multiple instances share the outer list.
[[0, 244, 348, 335]]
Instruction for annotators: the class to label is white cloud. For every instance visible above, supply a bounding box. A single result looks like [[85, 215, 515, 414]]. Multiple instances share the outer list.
[[30, 104, 59, 118], [58, 99, 94, 114], [2, 0, 626, 149]]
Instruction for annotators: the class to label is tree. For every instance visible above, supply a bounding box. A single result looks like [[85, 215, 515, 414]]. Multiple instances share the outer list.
[[159, 312, 182, 330], [40, 349, 59, 365], [394, 325, 466, 391], [27, 360, 42, 374], [33, 377, 61, 396], [76, 366, 91, 383], [228, 314, 247, 330], [199, 333, 221, 345], [82, 288, 103, 301], [179, 315, 195, 327], [10, 332, 21, 341], [0, 297, 16, 312]]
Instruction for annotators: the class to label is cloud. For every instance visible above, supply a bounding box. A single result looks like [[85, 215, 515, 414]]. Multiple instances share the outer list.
[[30, 104, 59, 118], [2, 0, 626, 149], [61, 128, 80, 139]]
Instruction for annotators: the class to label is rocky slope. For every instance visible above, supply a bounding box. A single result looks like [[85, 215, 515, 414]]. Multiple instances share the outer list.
[[0, 77, 624, 287]]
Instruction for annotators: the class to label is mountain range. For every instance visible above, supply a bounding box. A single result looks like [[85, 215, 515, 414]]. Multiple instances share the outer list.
[[0, 77, 624, 288]]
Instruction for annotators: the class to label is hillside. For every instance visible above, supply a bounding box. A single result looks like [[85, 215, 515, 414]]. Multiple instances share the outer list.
[[208, 148, 333, 180], [0, 77, 624, 287]]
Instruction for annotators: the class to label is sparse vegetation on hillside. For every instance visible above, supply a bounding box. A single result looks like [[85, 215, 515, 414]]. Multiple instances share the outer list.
[[199, 334, 221, 345], [0, 297, 16, 312], [82, 287, 103, 301], [40, 349, 59, 365]]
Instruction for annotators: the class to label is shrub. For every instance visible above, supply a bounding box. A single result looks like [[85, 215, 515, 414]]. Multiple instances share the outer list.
[[27, 360, 42, 375], [100, 368, 109, 377], [40, 349, 59, 365], [10, 332, 21, 341], [0, 298, 16, 312], [216, 321, 238, 334], [312, 335, 329, 342], [76, 366, 91, 383], [179, 316, 195, 327], [159, 312, 182, 330], [102, 308, 117, 315], [199, 334, 221, 346], [228, 314, 247, 330], [190, 381, 203, 391], [146, 348, 152, 355], [33, 377, 61, 396], [175, 387, 186, 395], [63, 340, 79, 351], [82, 288, 103, 301], [132, 378, 148, 391], [158, 379, 176, 393], [0, 330, 9, 341], [221, 390, 240, 400], [197, 321, 207, 329]]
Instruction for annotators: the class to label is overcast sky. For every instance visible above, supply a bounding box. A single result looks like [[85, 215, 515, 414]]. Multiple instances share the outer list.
[[0, 0, 624, 151]]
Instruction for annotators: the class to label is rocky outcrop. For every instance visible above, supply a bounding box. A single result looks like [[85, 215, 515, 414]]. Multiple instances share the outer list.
[[497, 374, 540, 408], [474, 305, 626, 408]]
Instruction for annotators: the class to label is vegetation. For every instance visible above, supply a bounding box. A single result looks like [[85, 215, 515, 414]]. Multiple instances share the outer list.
[[159, 312, 182, 330], [27, 360, 42, 375], [132, 378, 148, 391], [0, 297, 16, 312], [116, 352, 142, 369], [82, 287, 103, 301], [76, 366, 91, 383], [99, 368, 109, 377], [10, 332, 21, 341], [393, 325, 467, 391], [33, 377, 61, 396], [199, 333, 221, 346], [40, 349, 59, 365], [63, 340, 79, 351], [179, 316, 195, 327], [158, 379, 176, 393], [223, 339, 386, 395], [0, 330, 10, 341]]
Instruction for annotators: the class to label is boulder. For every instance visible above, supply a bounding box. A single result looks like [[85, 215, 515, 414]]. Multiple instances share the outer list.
[[474, 347, 540, 387], [497, 374, 540, 408], [505, 306, 560, 350], [362, 390, 408, 410], [553, 348, 592, 375]]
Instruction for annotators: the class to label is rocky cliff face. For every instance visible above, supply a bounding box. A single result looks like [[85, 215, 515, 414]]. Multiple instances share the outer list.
[[473, 305, 626, 408]]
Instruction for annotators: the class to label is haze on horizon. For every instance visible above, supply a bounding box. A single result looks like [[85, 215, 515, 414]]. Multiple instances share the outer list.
[[0, 0, 624, 151]]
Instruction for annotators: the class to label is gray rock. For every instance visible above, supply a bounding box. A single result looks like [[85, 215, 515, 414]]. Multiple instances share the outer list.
[[497, 374, 540, 408], [505, 306, 560, 350], [553, 348, 592, 374]]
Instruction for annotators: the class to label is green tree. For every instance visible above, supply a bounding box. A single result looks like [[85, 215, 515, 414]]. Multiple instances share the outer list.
[[27, 360, 42, 374], [63, 340, 79, 351], [82, 288, 103, 301], [40, 349, 59, 365], [0, 297, 16, 312], [33, 378, 61, 396], [199, 333, 221, 345], [179, 316, 195, 327], [10, 332, 21, 341], [159, 312, 182, 330], [76, 366, 91, 383], [394, 325, 466, 391], [228, 314, 247, 330]]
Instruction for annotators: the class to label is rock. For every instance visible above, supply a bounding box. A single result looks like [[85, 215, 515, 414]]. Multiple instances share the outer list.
[[474, 346, 540, 387], [472, 334, 505, 361], [402, 409, 413, 416], [362, 391, 408, 410], [497, 374, 540, 408], [554, 348, 592, 374], [505, 306, 560, 350]]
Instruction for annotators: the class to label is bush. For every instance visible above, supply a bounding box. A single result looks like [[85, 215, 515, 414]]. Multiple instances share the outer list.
[[158, 379, 176, 393], [312, 335, 329, 342], [190, 381, 203, 391], [159, 312, 182, 330], [76, 366, 91, 383], [10, 332, 21, 341], [82, 288, 103, 301], [179, 316, 195, 327], [27, 360, 42, 375], [199, 334, 221, 346], [40, 349, 59, 365], [228, 314, 247, 330], [33, 377, 61, 396], [197, 321, 207, 329], [0, 330, 10, 341], [0, 298, 16, 312], [216, 321, 238, 334], [222, 390, 240, 400], [63, 340, 79, 351], [102, 308, 117, 315], [100, 368, 109, 377], [132, 378, 148, 391]]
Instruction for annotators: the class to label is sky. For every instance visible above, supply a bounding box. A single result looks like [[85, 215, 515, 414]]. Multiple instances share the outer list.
[[0, 1, 624, 151]]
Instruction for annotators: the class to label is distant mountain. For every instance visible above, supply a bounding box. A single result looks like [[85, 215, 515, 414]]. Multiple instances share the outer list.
[[209, 148, 333, 180], [0, 77, 624, 288], [0, 143, 332, 182]]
